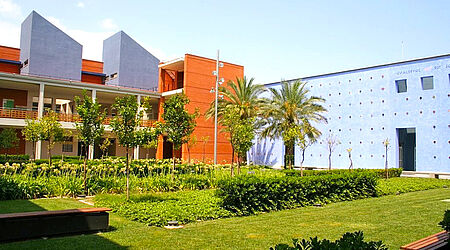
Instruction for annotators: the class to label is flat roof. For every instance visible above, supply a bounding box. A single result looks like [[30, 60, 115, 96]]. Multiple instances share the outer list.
[[265, 53, 450, 86], [0, 71, 161, 98]]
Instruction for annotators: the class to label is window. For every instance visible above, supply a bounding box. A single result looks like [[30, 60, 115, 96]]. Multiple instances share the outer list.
[[2, 99, 14, 108], [395, 79, 407, 93], [32, 97, 52, 111], [421, 76, 433, 90], [62, 144, 73, 152]]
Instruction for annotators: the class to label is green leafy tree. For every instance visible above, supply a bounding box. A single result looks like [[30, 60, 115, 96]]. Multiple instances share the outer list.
[[0, 128, 19, 161], [99, 137, 111, 159], [162, 93, 198, 177], [298, 130, 318, 176], [201, 136, 209, 163], [221, 106, 255, 175], [111, 95, 160, 200], [206, 77, 267, 121], [186, 134, 197, 163], [206, 77, 266, 164], [39, 110, 65, 166], [22, 119, 41, 161], [74, 90, 106, 195], [261, 80, 327, 169]]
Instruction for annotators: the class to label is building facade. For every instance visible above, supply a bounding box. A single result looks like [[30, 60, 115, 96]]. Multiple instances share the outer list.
[[250, 55, 450, 173], [0, 11, 243, 163]]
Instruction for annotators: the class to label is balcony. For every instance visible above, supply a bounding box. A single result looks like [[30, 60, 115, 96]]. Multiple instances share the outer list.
[[0, 107, 156, 127]]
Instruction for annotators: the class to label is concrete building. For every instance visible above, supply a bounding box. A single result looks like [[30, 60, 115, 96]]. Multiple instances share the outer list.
[[250, 55, 450, 173], [0, 11, 243, 163]]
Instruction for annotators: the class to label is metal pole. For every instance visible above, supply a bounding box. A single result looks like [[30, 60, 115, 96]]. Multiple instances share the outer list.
[[214, 50, 219, 165]]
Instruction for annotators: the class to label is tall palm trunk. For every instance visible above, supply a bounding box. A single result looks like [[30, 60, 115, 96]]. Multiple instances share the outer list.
[[300, 148, 306, 177]]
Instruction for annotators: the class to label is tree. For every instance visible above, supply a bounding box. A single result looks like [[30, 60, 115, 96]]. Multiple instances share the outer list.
[[111, 95, 160, 200], [0, 128, 19, 161], [383, 138, 390, 179], [220, 106, 255, 176], [206, 77, 267, 164], [261, 80, 327, 169], [201, 136, 209, 163], [99, 137, 111, 159], [347, 148, 353, 171], [162, 93, 198, 178], [74, 90, 105, 195], [324, 133, 340, 170], [298, 133, 317, 176], [186, 134, 197, 163], [39, 110, 65, 166], [22, 119, 41, 161]]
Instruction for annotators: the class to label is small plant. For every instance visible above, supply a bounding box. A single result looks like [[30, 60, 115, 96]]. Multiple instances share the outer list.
[[383, 138, 390, 179], [270, 231, 387, 250], [347, 148, 353, 171]]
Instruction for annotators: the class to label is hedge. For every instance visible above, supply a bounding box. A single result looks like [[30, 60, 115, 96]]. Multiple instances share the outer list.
[[217, 172, 378, 215], [0, 154, 30, 164], [284, 168, 403, 179]]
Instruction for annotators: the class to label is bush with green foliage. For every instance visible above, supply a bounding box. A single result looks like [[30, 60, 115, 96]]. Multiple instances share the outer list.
[[0, 154, 30, 164], [217, 172, 378, 215], [439, 210, 450, 232], [376, 177, 450, 196], [284, 168, 403, 179], [95, 189, 232, 226], [270, 231, 387, 250]]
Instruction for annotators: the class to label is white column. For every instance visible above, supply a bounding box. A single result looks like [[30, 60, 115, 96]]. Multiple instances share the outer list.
[[134, 95, 141, 160], [35, 83, 45, 160], [88, 89, 97, 160]]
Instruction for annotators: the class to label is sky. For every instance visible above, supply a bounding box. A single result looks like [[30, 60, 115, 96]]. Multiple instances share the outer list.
[[0, 0, 449, 84]]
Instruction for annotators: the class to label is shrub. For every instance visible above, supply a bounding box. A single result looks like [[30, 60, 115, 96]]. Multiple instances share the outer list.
[[0, 154, 30, 164], [270, 231, 387, 250], [95, 189, 232, 226], [217, 172, 378, 215], [376, 177, 450, 196], [0, 176, 48, 200], [439, 210, 450, 232], [284, 168, 402, 179]]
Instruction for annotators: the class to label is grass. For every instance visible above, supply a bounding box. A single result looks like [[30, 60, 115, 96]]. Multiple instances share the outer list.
[[0, 187, 449, 249]]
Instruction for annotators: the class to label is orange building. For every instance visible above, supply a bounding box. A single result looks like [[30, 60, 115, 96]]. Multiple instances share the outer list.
[[157, 54, 244, 164]]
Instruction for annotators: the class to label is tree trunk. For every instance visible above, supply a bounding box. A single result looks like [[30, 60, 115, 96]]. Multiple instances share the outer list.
[[385, 146, 388, 179], [300, 149, 305, 177], [32, 141, 36, 161], [48, 140, 52, 166], [83, 145, 88, 196], [328, 152, 332, 170], [231, 146, 235, 177], [126, 147, 130, 200], [349, 153, 353, 171], [187, 146, 191, 164], [171, 145, 175, 182], [202, 143, 206, 163], [237, 155, 241, 175]]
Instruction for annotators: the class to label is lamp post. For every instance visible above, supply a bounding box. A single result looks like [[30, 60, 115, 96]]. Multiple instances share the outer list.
[[211, 50, 224, 165]]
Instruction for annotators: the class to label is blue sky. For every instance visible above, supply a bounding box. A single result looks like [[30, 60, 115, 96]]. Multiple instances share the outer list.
[[0, 0, 449, 84]]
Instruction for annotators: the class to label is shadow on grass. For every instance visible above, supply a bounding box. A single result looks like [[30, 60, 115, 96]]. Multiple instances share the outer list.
[[129, 193, 178, 203], [0, 199, 127, 249]]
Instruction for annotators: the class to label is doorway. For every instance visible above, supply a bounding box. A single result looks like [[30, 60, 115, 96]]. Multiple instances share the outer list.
[[162, 136, 173, 159], [397, 128, 416, 171]]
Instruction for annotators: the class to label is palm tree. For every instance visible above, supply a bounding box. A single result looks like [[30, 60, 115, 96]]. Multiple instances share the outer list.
[[206, 77, 267, 120], [206, 77, 267, 172], [261, 80, 327, 169]]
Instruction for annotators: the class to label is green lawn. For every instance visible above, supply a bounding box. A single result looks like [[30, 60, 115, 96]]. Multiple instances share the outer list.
[[0, 188, 449, 249]]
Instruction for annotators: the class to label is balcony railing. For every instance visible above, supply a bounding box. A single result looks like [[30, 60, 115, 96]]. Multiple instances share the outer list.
[[0, 108, 155, 127]]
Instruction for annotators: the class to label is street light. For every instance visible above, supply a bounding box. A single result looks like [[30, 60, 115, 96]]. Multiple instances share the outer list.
[[211, 50, 223, 165]]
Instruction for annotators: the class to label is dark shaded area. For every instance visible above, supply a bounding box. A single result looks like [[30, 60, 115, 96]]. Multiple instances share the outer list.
[[0, 200, 126, 249]]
